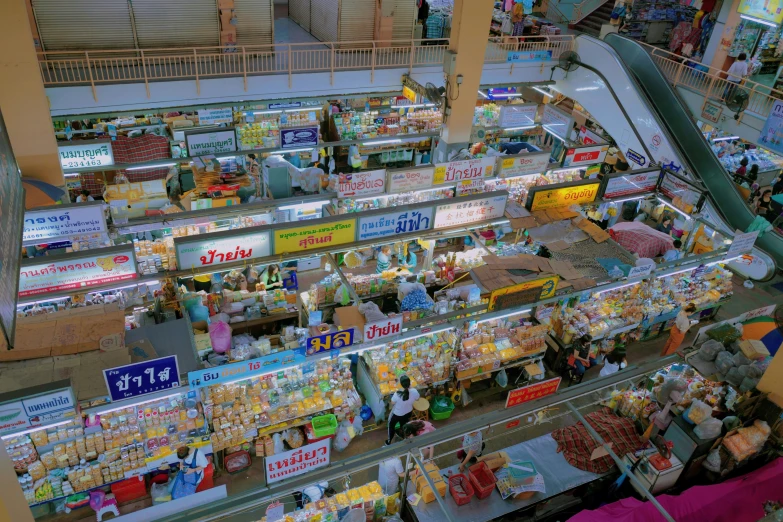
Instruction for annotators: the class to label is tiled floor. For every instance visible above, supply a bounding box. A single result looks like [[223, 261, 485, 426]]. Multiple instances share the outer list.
[[274, 18, 322, 45]]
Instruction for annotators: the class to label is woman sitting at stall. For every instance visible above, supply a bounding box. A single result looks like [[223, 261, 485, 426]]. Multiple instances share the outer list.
[[263, 264, 284, 289], [656, 216, 673, 235], [569, 335, 596, 377], [399, 246, 417, 271], [403, 420, 436, 460], [376, 245, 392, 274]]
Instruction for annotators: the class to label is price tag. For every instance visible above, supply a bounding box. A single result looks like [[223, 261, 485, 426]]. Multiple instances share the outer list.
[[502, 158, 514, 169], [433, 166, 447, 184], [627, 264, 654, 278]]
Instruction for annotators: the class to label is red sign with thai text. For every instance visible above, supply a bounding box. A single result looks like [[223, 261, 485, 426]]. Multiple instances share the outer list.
[[504, 377, 561, 408]]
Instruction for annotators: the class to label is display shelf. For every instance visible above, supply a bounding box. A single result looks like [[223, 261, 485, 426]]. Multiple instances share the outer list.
[[255, 404, 335, 438], [28, 476, 132, 508], [228, 311, 300, 329]]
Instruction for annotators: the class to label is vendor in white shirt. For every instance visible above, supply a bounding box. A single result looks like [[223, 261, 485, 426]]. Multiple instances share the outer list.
[[599, 349, 627, 377], [663, 239, 685, 262], [723, 53, 748, 100], [661, 303, 697, 356]]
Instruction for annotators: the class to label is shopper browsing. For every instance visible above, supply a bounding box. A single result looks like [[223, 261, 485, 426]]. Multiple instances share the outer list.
[[661, 303, 698, 355], [386, 375, 419, 445], [734, 157, 749, 181], [457, 431, 484, 472], [724, 53, 748, 100], [403, 420, 436, 460], [76, 189, 94, 202], [756, 190, 772, 216], [772, 174, 783, 196]]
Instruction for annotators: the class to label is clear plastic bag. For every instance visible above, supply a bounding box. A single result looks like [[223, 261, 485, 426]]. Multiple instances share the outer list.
[[697, 339, 724, 361], [209, 321, 233, 354], [352, 416, 364, 437], [684, 399, 712, 425], [732, 352, 751, 367], [495, 369, 508, 388], [693, 417, 722, 440], [333, 422, 353, 452], [726, 367, 744, 387], [715, 351, 735, 375], [151, 481, 172, 504]]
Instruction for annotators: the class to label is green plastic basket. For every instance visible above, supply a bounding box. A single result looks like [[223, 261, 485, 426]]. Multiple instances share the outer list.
[[430, 396, 455, 421], [311, 414, 338, 437]]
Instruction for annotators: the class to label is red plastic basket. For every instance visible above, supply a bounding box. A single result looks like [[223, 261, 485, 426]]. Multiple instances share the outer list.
[[448, 473, 475, 506], [468, 462, 497, 500]]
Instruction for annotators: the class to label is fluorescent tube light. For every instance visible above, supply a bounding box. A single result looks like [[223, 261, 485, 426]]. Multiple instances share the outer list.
[[270, 148, 313, 154], [278, 200, 329, 210], [476, 309, 532, 324], [503, 126, 537, 131], [253, 110, 283, 115], [712, 136, 740, 142], [126, 162, 177, 171], [478, 90, 489, 99], [362, 139, 403, 146], [740, 14, 778, 27], [542, 126, 565, 142], [656, 197, 691, 220], [532, 87, 552, 97], [1, 420, 75, 440]]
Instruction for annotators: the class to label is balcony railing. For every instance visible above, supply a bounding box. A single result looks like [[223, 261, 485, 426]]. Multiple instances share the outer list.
[[37, 36, 576, 101]]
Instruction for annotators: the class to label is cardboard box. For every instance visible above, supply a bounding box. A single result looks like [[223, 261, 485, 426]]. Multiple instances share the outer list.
[[218, 0, 234, 8], [739, 339, 769, 360], [333, 306, 366, 332], [220, 30, 237, 45], [211, 196, 240, 207]]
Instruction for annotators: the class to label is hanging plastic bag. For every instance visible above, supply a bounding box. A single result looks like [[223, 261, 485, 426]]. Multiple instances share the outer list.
[[272, 433, 286, 455], [151, 481, 172, 505], [461, 386, 473, 407], [208, 321, 232, 354], [693, 417, 722, 440], [495, 369, 508, 388], [332, 422, 353, 452], [352, 416, 364, 437]]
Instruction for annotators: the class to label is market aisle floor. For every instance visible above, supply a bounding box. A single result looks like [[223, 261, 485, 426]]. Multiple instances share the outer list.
[[36, 274, 783, 521], [275, 18, 322, 45]]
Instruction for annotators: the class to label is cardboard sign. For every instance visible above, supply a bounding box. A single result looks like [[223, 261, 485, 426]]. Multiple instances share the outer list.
[[337, 170, 386, 198], [23, 204, 107, 245], [103, 355, 180, 402], [306, 330, 354, 355], [433, 157, 495, 185], [701, 101, 723, 124], [358, 208, 433, 241], [488, 276, 559, 311], [266, 439, 331, 484], [603, 171, 660, 199], [563, 145, 608, 167], [175, 231, 271, 269], [274, 219, 356, 255], [505, 377, 561, 408], [529, 182, 601, 211], [388, 167, 435, 193], [363, 316, 403, 342], [433, 195, 507, 229], [58, 141, 114, 169]]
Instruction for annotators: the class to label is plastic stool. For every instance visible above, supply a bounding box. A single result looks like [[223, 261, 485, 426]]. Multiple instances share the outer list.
[[412, 398, 430, 421], [283, 271, 298, 291]]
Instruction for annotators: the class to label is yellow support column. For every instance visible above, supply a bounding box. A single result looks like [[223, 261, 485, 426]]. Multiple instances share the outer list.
[[758, 352, 783, 408], [0, 0, 64, 188], [435, 0, 495, 162]]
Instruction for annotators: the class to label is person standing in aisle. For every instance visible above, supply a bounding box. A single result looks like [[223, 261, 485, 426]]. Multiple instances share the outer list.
[[376, 245, 392, 274], [378, 457, 405, 496], [386, 375, 420, 445], [511, 0, 525, 36], [723, 53, 748, 101], [417, 0, 430, 36], [661, 303, 698, 355]]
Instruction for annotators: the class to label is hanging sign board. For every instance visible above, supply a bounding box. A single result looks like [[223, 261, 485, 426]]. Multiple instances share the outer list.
[[273, 219, 356, 255], [563, 145, 608, 167], [18, 247, 138, 298], [541, 105, 573, 140], [388, 167, 435, 193], [363, 316, 403, 342], [701, 101, 723, 124], [402, 86, 417, 103], [602, 170, 660, 199], [499, 152, 551, 177], [358, 208, 433, 241], [578, 127, 605, 146], [337, 169, 386, 198], [185, 128, 237, 156], [727, 230, 759, 259], [433, 194, 507, 229], [499, 104, 538, 128], [759, 99, 783, 155], [266, 439, 331, 484], [488, 276, 560, 311], [197, 108, 233, 125], [507, 50, 553, 62], [433, 157, 495, 185], [175, 230, 271, 270], [528, 181, 601, 211], [103, 356, 180, 402], [281, 126, 319, 149], [0, 385, 78, 436], [505, 377, 561, 408], [22, 203, 107, 245], [188, 350, 306, 388], [306, 330, 354, 356], [659, 172, 702, 205], [58, 141, 114, 169]]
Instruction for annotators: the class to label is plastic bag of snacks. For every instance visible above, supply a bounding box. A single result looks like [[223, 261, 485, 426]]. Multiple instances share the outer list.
[[693, 418, 722, 440], [684, 399, 712, 425], [697, 340, 724, 361]]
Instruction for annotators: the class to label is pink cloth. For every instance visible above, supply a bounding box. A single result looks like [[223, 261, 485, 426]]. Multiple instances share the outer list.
[[610, 221, 674, 258], [418, 421, 436, 435], [570, 457, 783, 522]]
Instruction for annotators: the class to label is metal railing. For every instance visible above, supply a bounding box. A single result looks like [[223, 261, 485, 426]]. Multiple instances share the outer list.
[[641, 41, 783, 122], [37, 36, 576, 100]]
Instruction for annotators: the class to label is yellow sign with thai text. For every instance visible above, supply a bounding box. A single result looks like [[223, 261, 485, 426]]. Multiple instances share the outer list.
[[403, 86, 417, 103], [529, 182, 601, 211], [488, 275, 560, 311], [274, 219, 356, 254]]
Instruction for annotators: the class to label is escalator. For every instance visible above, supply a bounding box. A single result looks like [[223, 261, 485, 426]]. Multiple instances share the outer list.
[[567, 34, 782, 273]]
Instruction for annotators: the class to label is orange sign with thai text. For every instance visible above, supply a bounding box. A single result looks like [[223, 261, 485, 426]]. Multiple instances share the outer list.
[[504, 377, 561, 408]]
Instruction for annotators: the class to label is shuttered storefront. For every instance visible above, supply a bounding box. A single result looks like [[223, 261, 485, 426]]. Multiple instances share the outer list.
[[310, 0, 339, 42], [129, 0, 219, 48], [234, 0, 274, 46], [32, 0, 136, 51], [289, 0, 311, 32], [390, 0, 416, 41], [338, 0, 375, 43]]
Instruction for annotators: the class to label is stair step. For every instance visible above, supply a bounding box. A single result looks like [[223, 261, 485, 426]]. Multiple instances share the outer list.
[[579, 19, 603, 30]]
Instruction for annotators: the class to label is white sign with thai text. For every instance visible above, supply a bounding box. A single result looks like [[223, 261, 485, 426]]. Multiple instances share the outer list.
[[433, 195, 507, 229], [185, 129, 237, 156], [0, 388, 77, 436], [603, 171, 660, 199], [563, 145, 608, 167], [58, 141, 114, 169], [175, 231, 271, 269], [499, 152, 551, 177], [337, 169, 386, 198], [358, 208, 433, 241], [23, 204, 107, 245], [388, 167, 435, 193], [541, 105, 573, 140], [363, 316, 403, 342], [434, 157, 495, 185], [727, 230, 759, 259], [197, 108, 233, 125], [266, 439, 331, 484], [499, 104, 538, 128]]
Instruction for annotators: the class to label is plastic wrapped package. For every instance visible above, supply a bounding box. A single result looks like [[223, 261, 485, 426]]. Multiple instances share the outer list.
[[209, 321, 233, 354], [358, 302, 386, 323], [738, 364, 763, 379], [725, 367, 744, 387], [714, 351, 735, 375], [657, 378, 687, 404], [740, 376, 760, 393], [732, 352, 751, 367], [698, 340, 724, 361], [706, 323, 742, 344], [693, 418, 722, 440], [684, 399, 712, 425]]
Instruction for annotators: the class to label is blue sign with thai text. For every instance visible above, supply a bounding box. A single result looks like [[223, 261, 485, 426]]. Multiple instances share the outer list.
[[103, 356, 180, 402], [507, 50, 553, 63], [187, 349, 307, 388], [306, 330, 354, 356], [281, 126, 319, 149]]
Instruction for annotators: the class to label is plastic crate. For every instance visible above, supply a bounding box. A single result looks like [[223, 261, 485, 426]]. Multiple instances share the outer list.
[[111, 476, 146, 504], [196, 462, 215, 492], [311, 414, 338, 437], [508, 460, 537, 486], [468, 461, 497, 500], [448, 473, 475, 506], [430, 396, 455, 421]]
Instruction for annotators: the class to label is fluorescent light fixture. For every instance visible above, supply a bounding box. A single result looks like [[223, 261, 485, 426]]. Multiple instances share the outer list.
[[126, 162, 177, 171], [253, 110, 283, 115], [64, 173, 81, 178], [595, 282, 639, 295], [656, 197, 691, 220], [532, 87, 552, 97], [605, 195, 646, 203], [543, 126, 565, 142], [658, 266, 695, 278], [390, 104, 436, 109], [17, 295, 71, 307], [476, 309, 531, 324], [270, 147, 313, 155], [548, 167, 580, 174], [282, 107, 321, 113], [712, 136, 740, 142], [503, 126, 537, 132], [278, 200, 329, 210], [707, 256, 741, 266], [740, 14, 779, 27], [362, 139, 403, 146], [492, 93, 524, 98], [478, 90, 489, 99], [1, 419, 75, 440], [575, 86, 600, 91]]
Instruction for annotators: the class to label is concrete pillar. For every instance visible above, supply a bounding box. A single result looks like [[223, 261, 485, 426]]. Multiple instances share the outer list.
[[0, 443, 34, 522], [0, 0, 64, 188], [434, 0, 495, 162]]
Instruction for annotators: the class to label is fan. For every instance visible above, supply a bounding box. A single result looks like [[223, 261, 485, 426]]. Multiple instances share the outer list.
[[424, 83, 446, 107], [550, 50, 581, 79], [726, 87, 750, 120]]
